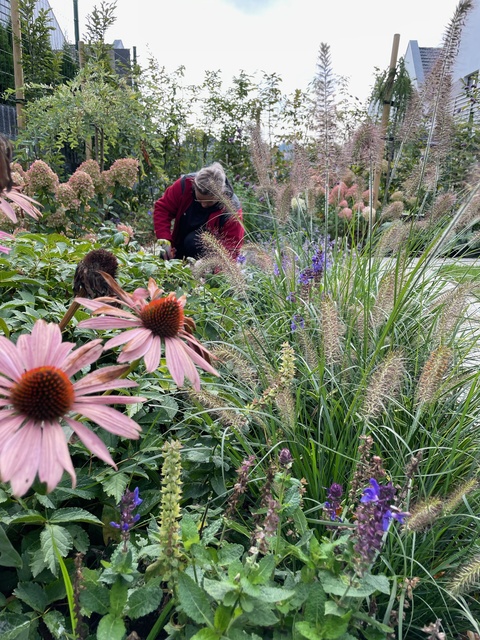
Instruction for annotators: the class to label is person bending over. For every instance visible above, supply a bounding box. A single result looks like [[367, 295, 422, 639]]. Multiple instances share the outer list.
[[153, 162, 244, 260]]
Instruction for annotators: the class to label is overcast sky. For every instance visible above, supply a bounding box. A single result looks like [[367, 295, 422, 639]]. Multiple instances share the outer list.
[[46, 0, 462, 104]]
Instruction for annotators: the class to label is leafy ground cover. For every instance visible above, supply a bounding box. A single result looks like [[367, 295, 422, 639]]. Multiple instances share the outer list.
[[0, 197, 479, 640]]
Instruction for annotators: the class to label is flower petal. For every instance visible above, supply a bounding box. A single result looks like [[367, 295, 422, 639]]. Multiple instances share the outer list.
[[0, 336, 26, 380], [65, 417, 117, 468], [28, 320, 68, 368], [143, 336, 161, 373], [0, 421, 41, 496], [103, 327, 148, 350], [72, 404, 142, 438], [38, 422, 76, 491], [62, 339, 104, 377]]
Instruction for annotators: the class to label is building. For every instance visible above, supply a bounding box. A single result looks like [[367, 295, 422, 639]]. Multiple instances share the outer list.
[[404, 0, 480, 124]]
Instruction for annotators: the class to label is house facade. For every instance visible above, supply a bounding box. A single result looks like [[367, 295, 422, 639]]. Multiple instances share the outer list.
[[404, 0, 480, 123]]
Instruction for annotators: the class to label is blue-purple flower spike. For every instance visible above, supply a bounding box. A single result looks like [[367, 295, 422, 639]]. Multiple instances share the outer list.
[[110, 487, 143, 544]]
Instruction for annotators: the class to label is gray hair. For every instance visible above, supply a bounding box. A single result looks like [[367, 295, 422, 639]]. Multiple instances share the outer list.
[[194, 162, 226, 195]]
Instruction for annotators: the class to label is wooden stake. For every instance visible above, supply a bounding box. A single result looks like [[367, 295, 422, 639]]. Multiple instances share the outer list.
[[10, 0, 25, 130], [372, 33, 400, 208]]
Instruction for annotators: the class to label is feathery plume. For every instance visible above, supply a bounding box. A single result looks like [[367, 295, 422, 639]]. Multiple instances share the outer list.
[[362, 351, 405, 420], [187, 388, 248, 430], [405, 497, 443, 532], [199, 231, 248, 297], [371, 271, 397, 328], [447, 552, 480, 596], [375, 220, 410, 258], [209, 344, 259, 388], [415, 346, 453, 406], [321, 295, 345, 366]]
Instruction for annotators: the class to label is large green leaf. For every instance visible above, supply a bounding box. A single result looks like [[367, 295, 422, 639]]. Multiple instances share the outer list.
[[13, 582, 48, 613], [48, 507, 102, 525], [126, 584, 164, 620], [96, 614, 126, 640], [177, 572, 214, 626], [0, 526, 22, 568], [40, 524, 73, 575]]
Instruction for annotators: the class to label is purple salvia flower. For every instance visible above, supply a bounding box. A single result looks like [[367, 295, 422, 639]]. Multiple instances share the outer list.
[[279, 448, 293, 468], [323, 483, 343, 521], [286, 292, 297, 302], [236, 254, 246, 265], [353, 479, 408, 574], [111, 487, 143, 550], [291, 314, 305, 332]]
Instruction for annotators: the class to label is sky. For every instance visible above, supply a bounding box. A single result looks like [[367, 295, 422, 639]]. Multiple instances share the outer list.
[[46, 0, 462, 104]]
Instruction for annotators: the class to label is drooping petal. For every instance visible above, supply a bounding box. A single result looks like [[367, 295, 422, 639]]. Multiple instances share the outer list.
[[0, 336, 26, 381], [74, 364, 138, 394], [62, 339, 104, 377], [143, 335, 162, 373], [103, 327, 148, 350], [0, 421, 41, 496], [38, 422, 76, 491], [164, 337, 200, 389], [0, 413, 25, 448], [65, 417, 117, 468], [79, 316, 141, 330], [0, 196, 17, 222], [181, 341, 219, 377], [74, 395, 144, 405], [120, 330, 154, 358], [72, 404, 142, 438]]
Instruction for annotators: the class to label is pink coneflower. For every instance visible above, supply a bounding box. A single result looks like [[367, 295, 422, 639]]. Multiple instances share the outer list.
[[0, 320, 144, 497], [76, 274, 218, 390], [0, 229, 13, 253]]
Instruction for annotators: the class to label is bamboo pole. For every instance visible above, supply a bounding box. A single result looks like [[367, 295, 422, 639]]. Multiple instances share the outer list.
[[372, 33, 400, 208], [10, 0, 25, 130]]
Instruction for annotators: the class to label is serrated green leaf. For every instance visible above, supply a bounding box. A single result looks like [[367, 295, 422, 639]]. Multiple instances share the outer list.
[[65, 524, 90, 554], [257, 585, 295, 603], [48, 507, 102, 525], [323, 611, 351, 639], [203, 577, 236, 602], [182, 514, 200, 550], [102, 473, 129, 502], [295, 621, 323, 640], [190, 629, 221, 640], [42, 610, 68, 639], [319, 571, 388, 598], [13, 582, 48, 612], [218, 543, 244, 565], [126, 584, 163, 620], [304, 582, 327, 626], [250, 553, 275, 584], [40, 524, 73, 575], [96, 614, 126, 640], [177, 572, 214, 626], [8, 510, 46, 525], [244, 600, 278, 626], [80, 583, 110, 615], [213, 603, 232, 633], [0, 526, 22, 568]]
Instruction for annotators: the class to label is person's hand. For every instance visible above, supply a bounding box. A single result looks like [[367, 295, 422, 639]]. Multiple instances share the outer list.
[[156, 239, 173, 259]]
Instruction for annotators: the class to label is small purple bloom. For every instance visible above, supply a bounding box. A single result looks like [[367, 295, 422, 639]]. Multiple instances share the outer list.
[[236, 254, 246, 265], [110, 487, 143, 547], [360, 478, 381, 503], [324, 482, 343, 521], [279, 448, 293, 468], [286, 292, 296, 302], [291, 314, 304, 332], [273, 264, 280, 276]]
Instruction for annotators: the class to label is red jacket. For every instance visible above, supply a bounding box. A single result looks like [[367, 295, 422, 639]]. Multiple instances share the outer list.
[[153, 175, 244, 258]]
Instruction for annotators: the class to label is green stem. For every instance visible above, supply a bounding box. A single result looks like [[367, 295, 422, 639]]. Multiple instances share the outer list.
[[145, 597, 175, 640]]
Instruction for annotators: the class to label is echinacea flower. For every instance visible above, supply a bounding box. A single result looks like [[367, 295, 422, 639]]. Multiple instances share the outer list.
[[0, 320, 144, 497], [76, 274, 218, 390], [0, 229, 14, 254]]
